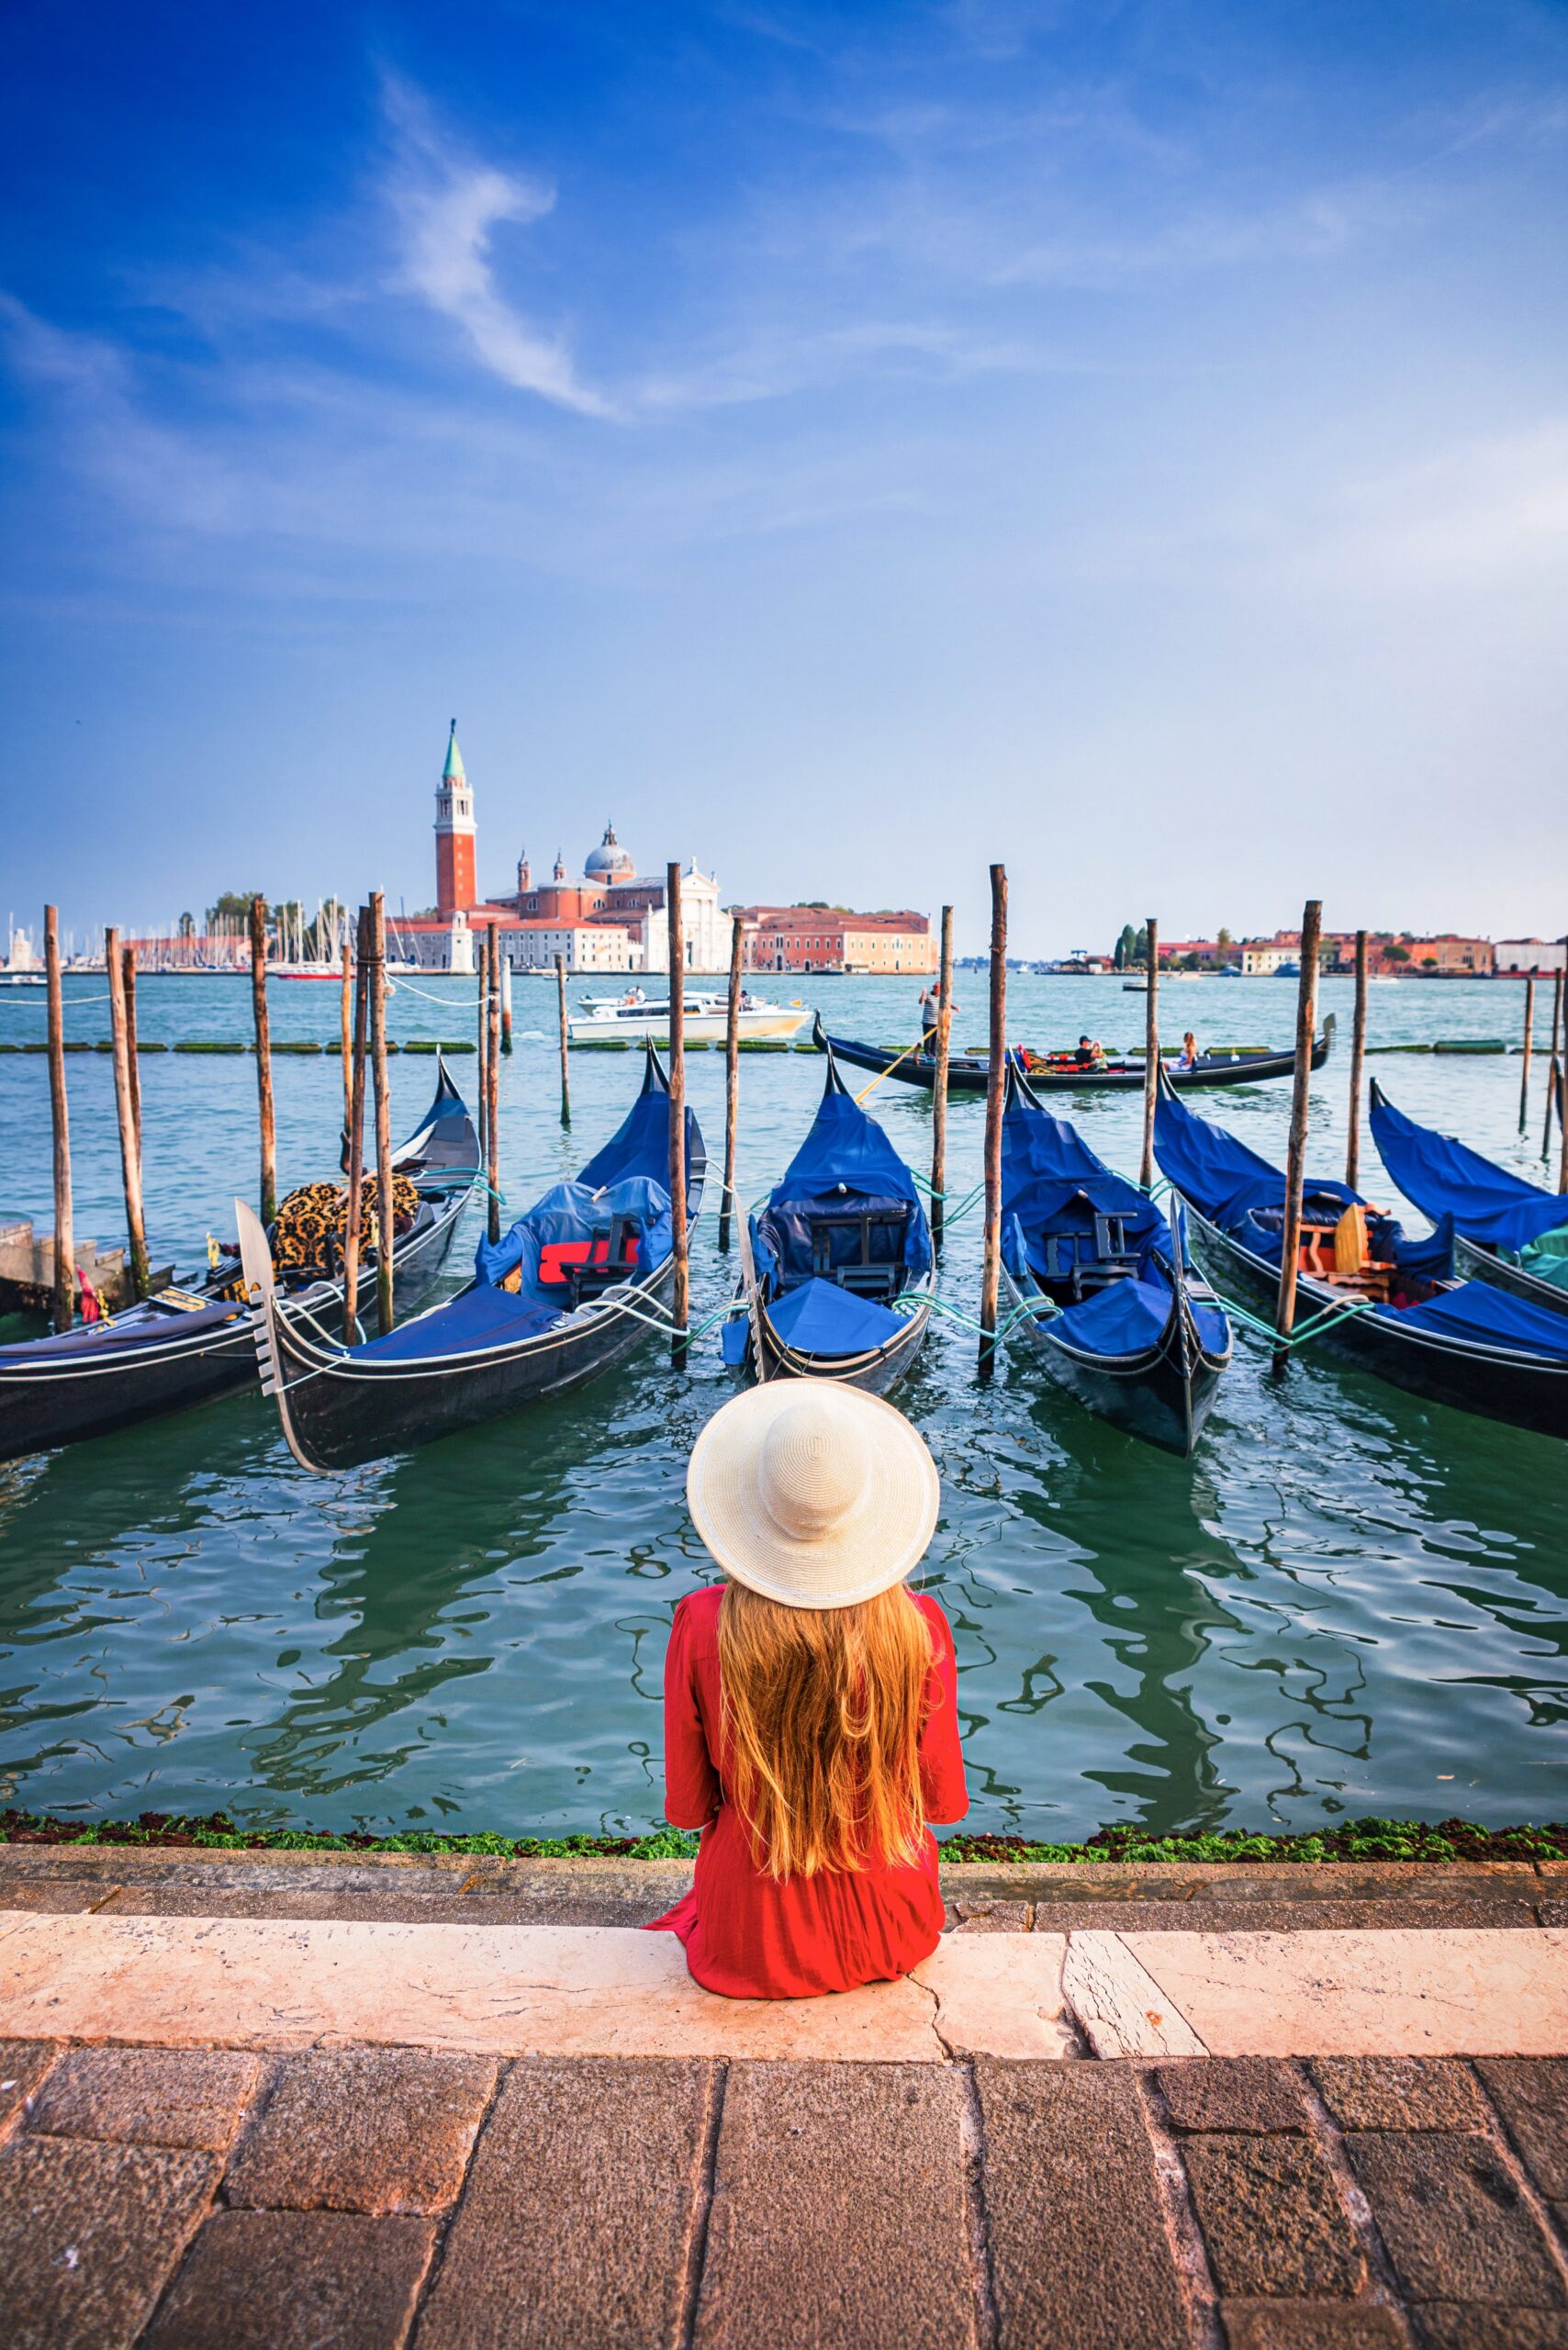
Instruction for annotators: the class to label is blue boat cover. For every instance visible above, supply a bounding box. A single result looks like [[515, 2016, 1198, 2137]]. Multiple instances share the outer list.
[[1043, 1276, 1227, 1361], [752, 1078, 931, 1288], [577, 1077, 698, 1194], [0, 1298, 245, 1364], [1002, 1089, 1165, 1277], [1369, 1089, 1568, 1255], [475, 1174, 673, 1308], [353, 1284, 564, 1360], [1377, 1280, 1568, 1360], [765, 1276, 910, 1357]]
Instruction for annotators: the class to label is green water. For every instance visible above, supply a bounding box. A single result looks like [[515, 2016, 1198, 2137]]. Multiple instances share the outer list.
[[1, 968, 1564, 1840]]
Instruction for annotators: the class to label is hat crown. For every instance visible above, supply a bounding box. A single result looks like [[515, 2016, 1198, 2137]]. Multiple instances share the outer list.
[[756, 1395, 870, 1542]]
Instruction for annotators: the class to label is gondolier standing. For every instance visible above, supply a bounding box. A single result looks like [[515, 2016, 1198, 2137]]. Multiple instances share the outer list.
[[919, 980, 955, 1040]]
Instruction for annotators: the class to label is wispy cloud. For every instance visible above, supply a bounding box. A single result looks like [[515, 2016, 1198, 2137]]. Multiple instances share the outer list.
[[381, 76, 615, 420]]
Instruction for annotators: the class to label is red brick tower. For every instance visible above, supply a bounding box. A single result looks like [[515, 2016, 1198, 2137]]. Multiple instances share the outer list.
[[434, 721, 476, 916]]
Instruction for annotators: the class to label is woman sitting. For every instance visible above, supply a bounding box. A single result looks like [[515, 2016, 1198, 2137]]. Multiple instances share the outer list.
[[646, 1383, 966, 1998], [1175, 1031, 1200, 1070]]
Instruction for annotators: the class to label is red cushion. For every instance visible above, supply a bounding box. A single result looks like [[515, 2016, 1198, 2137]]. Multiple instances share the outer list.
[[537, 1234, 641, 1284]]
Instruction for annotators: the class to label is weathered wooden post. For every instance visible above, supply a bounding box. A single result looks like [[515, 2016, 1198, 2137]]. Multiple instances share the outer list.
[[44, 904, 73, 1333], [931, 904, 954, 1251], [1139, 915, 1159, 1190], [555, 954, 571, 1127], [1544, 969, 1564, 1163], [1518, 977, 1536, 1132], [367, 892, 396, 1335], [1274, 900, 1323, 1371], [718, 912, 744, 1252], [500, 949, 513, 1057], [106, 925, 151, 1301], [342, 908, 369, 1341], [249, 895, 277, 1225], [486, 922, 501, 1246], [979, 864, 1007, 1374], [475, 928, 489, 1166], [121, 942, 141, 1158], [339, 937, 354, 1141], [667, 862, 689, 1366], [1346, 928, 1369, 1189]]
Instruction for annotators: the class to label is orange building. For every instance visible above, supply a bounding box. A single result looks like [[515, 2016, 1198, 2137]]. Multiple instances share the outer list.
[[736, 906, 935, 975]]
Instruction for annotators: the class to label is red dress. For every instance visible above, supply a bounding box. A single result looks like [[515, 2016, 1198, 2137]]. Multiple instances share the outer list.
[[644, 1584, 969, 1999]]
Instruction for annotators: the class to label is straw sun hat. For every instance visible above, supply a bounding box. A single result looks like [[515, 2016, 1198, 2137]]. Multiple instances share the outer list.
[[687, 1382, 940, 1610]]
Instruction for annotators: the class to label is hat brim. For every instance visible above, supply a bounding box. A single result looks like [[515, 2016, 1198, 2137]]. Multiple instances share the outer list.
[[687, 1382, 940, 1610]]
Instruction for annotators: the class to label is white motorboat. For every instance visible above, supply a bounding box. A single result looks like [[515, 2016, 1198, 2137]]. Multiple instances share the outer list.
[[568, 990, 809, 1045]]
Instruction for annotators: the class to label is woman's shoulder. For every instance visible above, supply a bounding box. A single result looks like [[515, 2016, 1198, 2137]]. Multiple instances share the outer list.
[[912, 1589, 955, 1647], [672, 1583, 725, 1639]]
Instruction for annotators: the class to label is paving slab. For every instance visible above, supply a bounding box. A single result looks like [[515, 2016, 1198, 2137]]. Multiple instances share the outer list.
[[0, 1876, 118, 1913], [946, 1896, 1033, 1932], [141, 2209, 435, 2350], [0, 1910, 943, 2061], [416, 2055, 714, 2350], [1182, 2132, 1366, 2298], [1344, 2129, 1567, 2310], [975, 2058, 1190, 2348], [0, 2035, 58, 2139], [1307, 2056, 1490, 2133], [224, 2046, 497, 2213], [912, 1931, 1079, 2057], [1412, 2311, 1568, 2347], [1217, 2302, 1408, 2346], [1061, 1930, 1206, 2056], [1126, 1929, 1568, 2056], [1475, 2057, 1568, 2195], [25, 2044, 258, 2149], [0, 2132, 218, 2350], [695, 2061, 974, 2350], [1155, 2054, 1309, 2133]]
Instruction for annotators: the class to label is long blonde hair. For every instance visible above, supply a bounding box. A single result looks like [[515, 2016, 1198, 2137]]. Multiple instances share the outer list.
[[717, 1581, 934, 1880]]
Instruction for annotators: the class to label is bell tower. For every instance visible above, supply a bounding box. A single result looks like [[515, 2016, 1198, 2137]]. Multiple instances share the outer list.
[[434, 721, 476, 916]]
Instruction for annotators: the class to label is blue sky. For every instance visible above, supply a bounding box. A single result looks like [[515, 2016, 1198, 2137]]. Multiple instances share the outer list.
[[3, 0, 1566, 956]]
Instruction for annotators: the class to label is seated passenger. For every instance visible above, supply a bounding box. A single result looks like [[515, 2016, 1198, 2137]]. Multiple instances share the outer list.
[[1175, 1031, 1200, 1070]]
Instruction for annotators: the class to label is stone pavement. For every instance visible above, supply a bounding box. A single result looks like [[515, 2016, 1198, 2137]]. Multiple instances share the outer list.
[[2, 1849, 1567, 2348]]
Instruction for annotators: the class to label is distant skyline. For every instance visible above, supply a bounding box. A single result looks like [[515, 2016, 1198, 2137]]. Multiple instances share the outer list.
[[3, 1, 1566, 957]]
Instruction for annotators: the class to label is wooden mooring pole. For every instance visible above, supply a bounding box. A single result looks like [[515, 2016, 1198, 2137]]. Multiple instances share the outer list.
[[486, 923, 501, 1246], [1139, 915, 1159, 1191], [1518, 977, 1536, 1132], [555, 954, 571, 1127], [931, 904, 954, 1252], [249, 895, 277, 1225], [979, 864, 1007, 1375], [106, 925, 151, 1301], [121, 942, 141, 1158], [1544, 969, 1564, 1164], [1346, 928, 1369, 1189], [369, 892, 395, 1336], [667, 862, 689, 1367], [342, 908, 369, 1342], [718, 913, 744, 1252], [44, 904, 73, 1333], [500, 950, 513, 1057], [1273, 900, 1323, 1372], [339, 937, 354, 1145], [475, 930, 489, 1168]]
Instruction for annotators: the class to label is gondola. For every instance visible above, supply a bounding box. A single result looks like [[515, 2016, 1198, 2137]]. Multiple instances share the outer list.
[[812, 1011, 1335, 1094], [1368, 1080, 1568, 1315], [1154, 1077, 1568, 1442], [724, 1051, 933, 1393], [0, 1058, 478, 1463], [241, 1045, 704, 1472], [998, 1066, 1230, 1454]]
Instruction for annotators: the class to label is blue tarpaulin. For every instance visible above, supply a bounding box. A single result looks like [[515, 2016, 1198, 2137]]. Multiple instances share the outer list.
[[765, 1276, 910, 1356], [751, 1068, 931, 1290], [1369, 1087, 1568, 1256], [475, 1175, 672, 1307], [1002, 1084, 1167, 1279], [353, 1285, 564, 1360], [1042, 1277, 1227, 1361], [1378, 1281, 1568, 1360]]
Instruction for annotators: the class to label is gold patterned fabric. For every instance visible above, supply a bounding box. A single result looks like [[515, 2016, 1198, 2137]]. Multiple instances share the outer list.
[[270, 1173, 420, 1271]]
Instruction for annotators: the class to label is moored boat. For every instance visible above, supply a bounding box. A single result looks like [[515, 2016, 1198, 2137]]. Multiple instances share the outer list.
[[569, 990, 807, 1045], [1368, 1080, 1568, 1315], [1154, 1079, 1568, 1442], [999, 1067, 1230, 1454], [241, 1045, 704, 1472], [726, 1053, 933, 1393], [0, 1059, 478, 1463], [812, 1012, 1335, 1095]]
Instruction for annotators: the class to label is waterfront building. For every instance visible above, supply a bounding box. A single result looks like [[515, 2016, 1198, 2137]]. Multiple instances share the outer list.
[[1496, 939, 1568, 975], [734, 906, 936, 976]]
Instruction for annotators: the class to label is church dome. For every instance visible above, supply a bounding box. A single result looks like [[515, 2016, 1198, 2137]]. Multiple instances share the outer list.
[[584, 821, 635, 881]]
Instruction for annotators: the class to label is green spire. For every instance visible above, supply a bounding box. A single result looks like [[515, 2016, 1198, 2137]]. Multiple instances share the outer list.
[[442, 720, 465, 783]]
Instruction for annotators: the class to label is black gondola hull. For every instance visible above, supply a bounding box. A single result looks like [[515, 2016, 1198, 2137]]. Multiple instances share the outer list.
[[814, 1019, 1334, 1095], [0, 1191, 467, 1464], [1180, 1198, 1568, 1442], [1001, 1266, 1227, 1455], [739, 1287, 931, 1396]]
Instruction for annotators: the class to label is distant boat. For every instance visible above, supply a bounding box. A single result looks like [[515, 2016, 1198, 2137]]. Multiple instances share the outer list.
[[0, 971, 44, 989], [569, 990, 807, 1045]]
